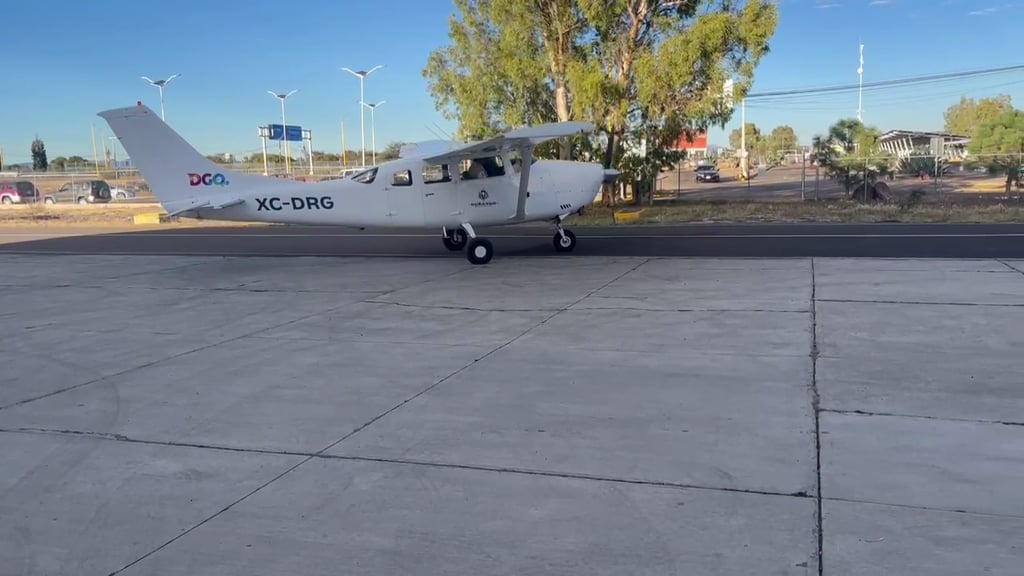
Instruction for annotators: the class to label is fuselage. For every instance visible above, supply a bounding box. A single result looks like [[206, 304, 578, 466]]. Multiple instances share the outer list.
[[189, 153, 604, 229]]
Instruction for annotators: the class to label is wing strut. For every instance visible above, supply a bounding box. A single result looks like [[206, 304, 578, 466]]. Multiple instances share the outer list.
[[513, 145, 533, 221]]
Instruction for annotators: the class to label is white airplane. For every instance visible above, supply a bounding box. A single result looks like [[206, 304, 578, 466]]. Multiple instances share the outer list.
[[98, 102, 619, 264]]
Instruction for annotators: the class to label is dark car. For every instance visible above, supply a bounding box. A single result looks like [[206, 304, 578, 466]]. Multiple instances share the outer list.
[[695, 164, 720, 183], [44, 180, 112, 204], [0, 180, 39, 204]]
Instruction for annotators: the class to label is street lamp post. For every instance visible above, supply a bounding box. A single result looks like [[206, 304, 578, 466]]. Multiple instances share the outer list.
[[363, 100, 385, 166], [340, 65, 383, 167], [268, 89, 298, 174], [140, 74, 180, 121]]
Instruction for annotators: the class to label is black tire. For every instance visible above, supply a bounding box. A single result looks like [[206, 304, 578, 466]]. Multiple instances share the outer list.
[[443, 228, 468, 251], [466, 237, 493, 264], [553, 229, 577, 252], [1, 197, 11, 205]]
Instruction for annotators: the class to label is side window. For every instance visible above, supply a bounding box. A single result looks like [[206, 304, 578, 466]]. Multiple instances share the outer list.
[[422, 164, 451, 184], [391, 170, 412, 186], [459, 155, 506, 180], [351, 167, 378, 184]]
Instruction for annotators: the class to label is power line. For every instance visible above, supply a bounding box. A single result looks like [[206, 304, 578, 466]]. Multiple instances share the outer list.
[[746, 64, 1024, 99]]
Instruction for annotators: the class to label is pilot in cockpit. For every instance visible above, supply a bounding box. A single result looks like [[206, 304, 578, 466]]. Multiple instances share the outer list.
[[461, 159, 488, 180]]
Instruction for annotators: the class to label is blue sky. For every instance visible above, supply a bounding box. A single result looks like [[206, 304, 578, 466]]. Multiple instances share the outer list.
[[3, 0, 1023, 165]]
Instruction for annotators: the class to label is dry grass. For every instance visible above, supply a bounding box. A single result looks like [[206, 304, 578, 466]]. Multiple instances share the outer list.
[[3, 198, 1024, 228], [0, 203, 248, 227], [573, 199, 1024, 225]]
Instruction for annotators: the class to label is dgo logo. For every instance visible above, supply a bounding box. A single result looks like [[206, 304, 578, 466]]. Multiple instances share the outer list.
[[188, 173, 229, 186]]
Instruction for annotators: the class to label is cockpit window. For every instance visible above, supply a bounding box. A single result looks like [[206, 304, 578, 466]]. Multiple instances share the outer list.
[[459, 156, 505, 180], [422, 164, 451, 184], [391, 170, 412, 186], [351, 167, 378, 184]]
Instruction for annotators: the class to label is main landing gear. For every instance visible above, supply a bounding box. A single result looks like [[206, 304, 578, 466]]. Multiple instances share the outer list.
[[443, 224, 494, 265], [441, 218, 577, 265]]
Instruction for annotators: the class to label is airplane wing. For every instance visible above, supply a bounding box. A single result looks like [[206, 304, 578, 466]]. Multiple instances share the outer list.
[[417, 121, 596, 221]]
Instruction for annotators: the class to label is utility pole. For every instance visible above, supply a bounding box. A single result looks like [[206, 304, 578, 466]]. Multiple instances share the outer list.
[[857, 43, 864, 122], [740, 98, 747, 181]]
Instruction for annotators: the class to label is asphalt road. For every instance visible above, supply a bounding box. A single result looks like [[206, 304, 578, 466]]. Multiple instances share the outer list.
[[3, 222, 1024, 259]]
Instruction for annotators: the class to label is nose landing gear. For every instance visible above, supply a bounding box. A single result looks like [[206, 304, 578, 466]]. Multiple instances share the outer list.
[[553, 218, 577, 253]]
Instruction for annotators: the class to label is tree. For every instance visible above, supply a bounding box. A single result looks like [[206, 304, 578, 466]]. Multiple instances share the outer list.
[[812, 118, 896, 201], [768, 125, 797, 152], [424, 0, 780, 179], [31, 137, 47, 172], [729, 123, 760, 150], [944, 95, 1013, 138], [967, 108, 1024, 195]]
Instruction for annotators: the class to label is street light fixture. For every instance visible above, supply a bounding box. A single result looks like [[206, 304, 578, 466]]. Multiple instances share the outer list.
[[267, 89, 298, 174], [140, 74, 180, 121], [340, 65, 384, 167], [362, 100, 385, 166]]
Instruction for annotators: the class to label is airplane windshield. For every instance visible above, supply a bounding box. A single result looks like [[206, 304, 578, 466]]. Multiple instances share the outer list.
[[350, 167, 378, 184]]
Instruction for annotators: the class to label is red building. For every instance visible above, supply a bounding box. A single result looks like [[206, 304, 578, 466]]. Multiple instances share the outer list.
[[673, 129, 709, 159]]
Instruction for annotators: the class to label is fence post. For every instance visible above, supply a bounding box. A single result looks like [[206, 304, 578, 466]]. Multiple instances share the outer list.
[[801, 150, 806, 201]]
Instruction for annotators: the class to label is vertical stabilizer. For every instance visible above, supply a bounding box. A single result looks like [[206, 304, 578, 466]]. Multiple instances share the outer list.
[[97, 103, 269, 211]]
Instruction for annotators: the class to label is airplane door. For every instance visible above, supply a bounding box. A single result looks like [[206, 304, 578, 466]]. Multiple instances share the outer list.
[[385, 167, 424, 227], [421, 163, 457, 226]]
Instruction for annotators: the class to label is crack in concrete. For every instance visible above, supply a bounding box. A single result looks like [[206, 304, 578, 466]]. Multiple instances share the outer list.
[[823, 495, 1024, 520], [810, 257, 824, 576], [361, 299, 563, 313], [10, 424, 1018, 522], [997, 259, 1024, 275], [362, 300, 811, 314], [822, 408, 1024, 427], [818, 298, 1024, 308], [0, 426, 813, 501]]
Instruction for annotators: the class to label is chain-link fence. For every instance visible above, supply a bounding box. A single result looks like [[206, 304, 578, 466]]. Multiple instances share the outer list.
[[654, 151, 1023, 204]]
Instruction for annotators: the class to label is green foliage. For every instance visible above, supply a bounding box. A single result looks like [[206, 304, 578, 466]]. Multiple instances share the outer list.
[[944, 95, 1013, 138], [967, 108, 1024, 193], [727, 123, 797, 167], [897, 155, 950, 177], [812, 118, 896, 200], [729, 123, 760, 150], [423, 0, 780, 174], [380, 141, 405, 161], [31, 137, 47, 172]]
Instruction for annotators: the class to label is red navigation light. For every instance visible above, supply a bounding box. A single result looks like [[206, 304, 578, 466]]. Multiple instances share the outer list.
[[137, 101, 142, 107]]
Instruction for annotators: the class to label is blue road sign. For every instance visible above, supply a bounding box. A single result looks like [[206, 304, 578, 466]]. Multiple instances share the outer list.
[[268, 124, 303, 142]]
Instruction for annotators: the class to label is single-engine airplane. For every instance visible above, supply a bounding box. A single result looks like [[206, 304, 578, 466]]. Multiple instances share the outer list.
[[98, 102, 619, 264]]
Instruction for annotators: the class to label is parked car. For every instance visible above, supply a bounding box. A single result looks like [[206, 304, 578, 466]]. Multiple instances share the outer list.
[[0, 180, 39, 204], [43, 180, 112, 204], [695, 164, 720, 183], [109, 185, 137, 200]]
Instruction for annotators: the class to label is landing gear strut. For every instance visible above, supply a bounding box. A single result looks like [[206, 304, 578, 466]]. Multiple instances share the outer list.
[[553, 218, 577, 253], [442, 226, 468, 251]]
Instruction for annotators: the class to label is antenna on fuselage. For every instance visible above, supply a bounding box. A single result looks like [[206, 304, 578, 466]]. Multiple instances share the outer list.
[[425, 124, 446, 140], [432, 122, 452, 140]]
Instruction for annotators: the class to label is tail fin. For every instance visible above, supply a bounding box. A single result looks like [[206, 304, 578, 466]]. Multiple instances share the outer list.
[[97, 103, 268, 210]]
